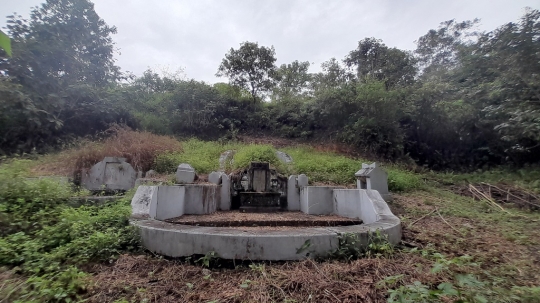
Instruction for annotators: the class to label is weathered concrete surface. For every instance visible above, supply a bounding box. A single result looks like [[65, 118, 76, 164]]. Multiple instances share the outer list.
[[134, 178, 164, 187], [355, 163, 389, 197], [275, 151, 293, 164], [131, 186, 157, 218], [134, 220, 338, 260], [155, 186, 185, 220], [208, 171, 223, 185], [220, 174, 231, 210], [287, 175, 300, 211], [184, 185, 219, 215], [219, 150, 235, 171], [81, 157, 137, 191], [333, 189, 361, 219], [176, 163, 196, 184], [131, 185, 402, 260], [300, 186, 339, 215], [297, 174, 309, 187]]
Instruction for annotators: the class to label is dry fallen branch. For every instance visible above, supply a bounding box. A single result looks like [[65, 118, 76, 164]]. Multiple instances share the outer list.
[[469, 184, 511, 214], [407, 209, 437, 228], [480, 182, 540, 209], [435, 208, 463, 236]]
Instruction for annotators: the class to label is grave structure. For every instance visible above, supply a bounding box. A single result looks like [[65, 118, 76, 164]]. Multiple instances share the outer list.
[[130, 158, 401, 260], [81, 157, 138, 192]]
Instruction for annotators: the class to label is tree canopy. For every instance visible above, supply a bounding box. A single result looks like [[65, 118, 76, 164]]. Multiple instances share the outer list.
[[216, 41, 278, 102]]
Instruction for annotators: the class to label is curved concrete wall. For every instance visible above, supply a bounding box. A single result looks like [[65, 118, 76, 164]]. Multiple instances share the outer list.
[[131, 186, 401, 260]]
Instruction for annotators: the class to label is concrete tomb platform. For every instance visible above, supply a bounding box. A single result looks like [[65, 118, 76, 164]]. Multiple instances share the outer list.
[[131, 184, 401, 260]]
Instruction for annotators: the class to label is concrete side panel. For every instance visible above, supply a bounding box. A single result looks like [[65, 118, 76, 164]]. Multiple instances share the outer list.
[[287, 175, 300, 211], [365, 190, 394, 216], [184, 185, 219, 215], [220, 175, 231, 210], [300, 186, 336, 215], [359, 189, 380, 224], [155, 186, 185, 220], [131, 186, 157, 218], [333, 189, 361, 219]]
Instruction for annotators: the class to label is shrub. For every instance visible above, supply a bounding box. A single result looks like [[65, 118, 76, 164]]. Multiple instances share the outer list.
[[387, 169, 423, 192], [284, 147, 363, 184], [233, 145, 286, 172], [32, 125, 182, 178], [154, 139, 236, 173], [0, 160, 139, 302]]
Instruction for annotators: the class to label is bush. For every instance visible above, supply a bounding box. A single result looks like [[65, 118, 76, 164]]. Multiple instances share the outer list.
[[0, 160, 139, 302], [387, 169, 423, 192], [33, 125, 182, 179], [233, 144, 286, 172], [154, 139, 236, 173], [284, 147, 363, 184]]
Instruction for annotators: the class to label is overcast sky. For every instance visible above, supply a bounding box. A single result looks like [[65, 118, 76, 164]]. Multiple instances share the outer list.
[[2, 0, 539, 83]]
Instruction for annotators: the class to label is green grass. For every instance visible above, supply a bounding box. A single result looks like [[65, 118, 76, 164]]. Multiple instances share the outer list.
[[430, 165, 540, 193], [154, 139, 422, 191]]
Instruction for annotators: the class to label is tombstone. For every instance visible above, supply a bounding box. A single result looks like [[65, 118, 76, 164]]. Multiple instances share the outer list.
[[297, 174, 309, 187], [250, 162, 270, 192], [355, 162, 389, 196], [81, 157, 137, 192], [218, 150, 236, 171], [176, 163, 196, 184], [236, 162, 285, 212], [275, 151, 293, 164], [208, 171, 223, 185]]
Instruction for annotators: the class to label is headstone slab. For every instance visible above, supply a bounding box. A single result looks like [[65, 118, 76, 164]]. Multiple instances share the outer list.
[[219, 150, 236, 171], [275, 151, 293, 164], [297, 174, 309, 187], [176, 163, 196, 184], [208, 171, 224, 185], [81, 157, 137, 192]]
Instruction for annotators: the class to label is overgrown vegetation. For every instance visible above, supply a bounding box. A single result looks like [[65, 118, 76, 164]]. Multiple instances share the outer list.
[[1, 0, 540, 301], [0, 160, 140, 302], [1, 0, 539, 171]]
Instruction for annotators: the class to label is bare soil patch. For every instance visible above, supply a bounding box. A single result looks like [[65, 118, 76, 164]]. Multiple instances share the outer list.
[[166, 211, 362, 227]]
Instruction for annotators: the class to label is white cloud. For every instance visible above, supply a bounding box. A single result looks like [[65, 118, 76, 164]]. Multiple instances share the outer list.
[[2, 0, 539, 83]]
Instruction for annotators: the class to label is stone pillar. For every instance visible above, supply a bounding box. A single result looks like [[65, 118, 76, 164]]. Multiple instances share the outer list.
[[297, 174, 309, 187], [220, 174, 231, 210], [287, 175, 300, 211], [208, 171, 223, 185]]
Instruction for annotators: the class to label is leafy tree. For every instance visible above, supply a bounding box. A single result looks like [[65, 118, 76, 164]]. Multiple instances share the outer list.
[[345, 38, 417, 89], [0, 30, 11, 57], [216, 41, 278, 102], [0, 0, 125, 153], [272, 60, 312, 101], [415, 19, 479, 75], [311, 58, 352, 94]]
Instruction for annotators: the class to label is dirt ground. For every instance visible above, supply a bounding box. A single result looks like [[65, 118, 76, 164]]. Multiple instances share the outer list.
[[85, 191, 540, 303]]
